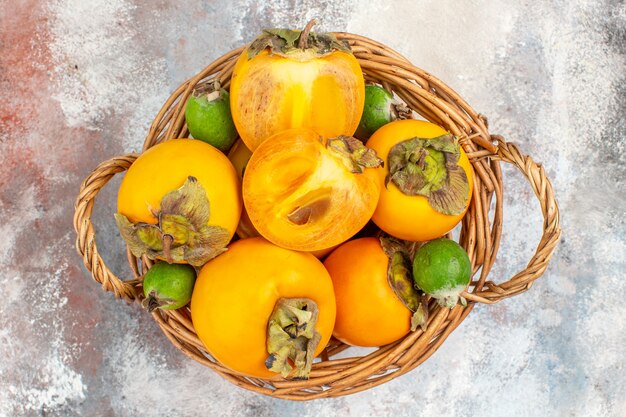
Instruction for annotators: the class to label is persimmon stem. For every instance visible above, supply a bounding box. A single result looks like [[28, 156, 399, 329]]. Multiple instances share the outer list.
[[162, 234, 174, 264], [298, 19, 317, 49]]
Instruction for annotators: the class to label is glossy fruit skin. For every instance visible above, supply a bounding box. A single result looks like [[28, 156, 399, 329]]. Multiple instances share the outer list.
[[324, 237, 411, 347], [117, 139, 242, 239], [367, 119, 474, 241], [412, 238, 471, 305], [227, 139, 259, 239], [242, 128, 381, 252], [185, 90, 238, 152], [230, 49, 365, 151], [190, 237, 336, 379]]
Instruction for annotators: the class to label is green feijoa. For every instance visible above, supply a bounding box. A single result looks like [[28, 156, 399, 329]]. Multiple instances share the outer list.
[[185, 88, 238, 152], [355, 85, 396, 141], [142, 262, 197, 312], [412, 238, 471, 308]]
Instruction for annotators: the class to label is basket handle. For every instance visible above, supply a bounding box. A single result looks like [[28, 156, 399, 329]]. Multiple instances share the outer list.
[[73, 154, 140, 302], [76, 140, 561, 305], [464, 137, 561, 304]]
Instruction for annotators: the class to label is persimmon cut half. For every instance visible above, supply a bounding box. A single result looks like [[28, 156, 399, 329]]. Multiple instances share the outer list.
[[242, 129, 383, 252]]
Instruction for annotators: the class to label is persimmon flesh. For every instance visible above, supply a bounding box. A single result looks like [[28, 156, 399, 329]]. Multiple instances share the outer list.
[[242, 129, 382, 252]]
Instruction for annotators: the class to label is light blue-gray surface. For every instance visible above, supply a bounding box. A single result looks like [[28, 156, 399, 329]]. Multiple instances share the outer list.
[[0, 0, 624, 416]]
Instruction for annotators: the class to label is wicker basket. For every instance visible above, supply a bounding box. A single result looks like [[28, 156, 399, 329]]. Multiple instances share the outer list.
[[73, 33, 561, 400]]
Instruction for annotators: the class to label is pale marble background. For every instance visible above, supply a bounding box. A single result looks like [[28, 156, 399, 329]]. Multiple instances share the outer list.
[[0, 0, 624, 416]]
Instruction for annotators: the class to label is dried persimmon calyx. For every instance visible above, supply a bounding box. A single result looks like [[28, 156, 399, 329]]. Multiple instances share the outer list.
[[247, 20, 352, 59], [380, 236, 428, 331], [265, 298, 321, 380], [386, 133, 470, 215], [327, 135, 384, 174], [114, 176, 230, 267]]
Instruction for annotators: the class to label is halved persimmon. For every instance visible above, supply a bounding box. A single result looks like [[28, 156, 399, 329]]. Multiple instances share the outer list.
[[242, 128, 383, 252], [228, 138, 338, 259]]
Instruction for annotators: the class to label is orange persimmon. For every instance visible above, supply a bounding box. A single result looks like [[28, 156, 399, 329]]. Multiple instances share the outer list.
[[115, 139, 241, 266], [230, 22, 364, 151], [228, 138, 336, 259], [190, 237, 336, 379], [242, 128, 383, 252], [227, 138, 258, 239], [367, 119, 474, 242], [324, 237, 422, 347]]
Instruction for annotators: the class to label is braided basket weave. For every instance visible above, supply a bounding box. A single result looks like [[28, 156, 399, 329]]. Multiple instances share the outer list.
[[73, 33, 561, 400]]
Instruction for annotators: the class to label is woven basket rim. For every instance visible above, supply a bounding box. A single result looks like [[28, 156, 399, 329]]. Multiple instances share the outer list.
[[73, 32, 561, 400]]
